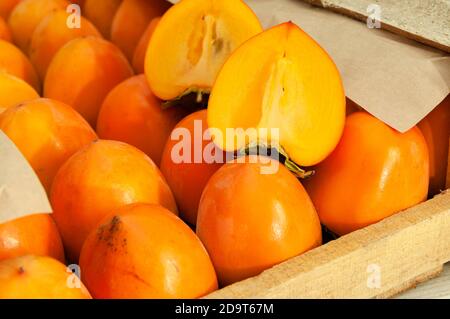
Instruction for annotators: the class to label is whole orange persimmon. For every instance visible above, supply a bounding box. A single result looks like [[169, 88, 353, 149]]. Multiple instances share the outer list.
[[132, 17, 159, 74], [80, 203, 218, 299], [0, 39, 40, 92], [0, 214, 64, 262], [8, 0, 69, 52], [418, 95, 450, 197], [111, 0, 169, 60], [50, 140, 178, 262], [0, 72, 38, 114], [84, 0, 122, 38], [29, 9, 102, 80], [97, 74, 188, 165], [0, 16, 11, 41], [0, 255, 91, 299], [0, 0, 21, 19], [160, 110, 224, 226], [0, 98, 98, 194], [305, 112, 429, 236], [44, 37, 133, 127], [197, 156, 322, 286]]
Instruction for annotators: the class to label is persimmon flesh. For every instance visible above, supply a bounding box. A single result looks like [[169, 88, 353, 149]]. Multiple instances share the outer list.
[[208, 22, 345, 167], [146, 0, 262, 100]]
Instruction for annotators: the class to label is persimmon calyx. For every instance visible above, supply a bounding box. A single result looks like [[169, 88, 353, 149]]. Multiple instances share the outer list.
[[237, 142, 315, 179]]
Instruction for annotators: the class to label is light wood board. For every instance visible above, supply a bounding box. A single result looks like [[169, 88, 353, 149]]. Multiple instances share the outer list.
[[304, 0, 450, 53]]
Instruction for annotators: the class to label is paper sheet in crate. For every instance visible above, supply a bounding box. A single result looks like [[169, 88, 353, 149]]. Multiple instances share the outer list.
[[0, 131, 51, 224], [168, 0, 449, 132]]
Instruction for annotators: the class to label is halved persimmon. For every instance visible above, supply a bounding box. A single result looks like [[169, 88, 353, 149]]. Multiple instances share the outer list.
[[208, 22, 345, 167], [145, 0, 262, 100], [304, 112, 429, 236], [0, 72, 39, 114]]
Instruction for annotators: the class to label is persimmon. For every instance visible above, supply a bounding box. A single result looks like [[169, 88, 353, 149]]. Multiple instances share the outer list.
[[160, 110, 224, 226], [0, 40, 40, 92], [418, 95, 450, 197], [8, 0, 70, 52], [111, 0, 169, 61], [132, 17, 159, 74], [197, 156, 322, 286], [84, 0, 121, 38], [44, 37, 133, 127], [0, 72, 39, 114], [0, 255, 91, 299], [208, 22, 345, 167], [304, 112, 429, 236], [97, 75, 188, 165], [0, 98, 97, 194], [0, 16, 11, 41], [0, 0, 21, 19], [80, 203, 218, 299], [146, 0, 262, 100], [50, 140, 178, 262], [29, 9, 102, 80], [0, 214, 64, 262]]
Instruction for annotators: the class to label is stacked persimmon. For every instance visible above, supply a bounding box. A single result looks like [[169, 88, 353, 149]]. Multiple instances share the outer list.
[[0, 0, 447, 299]]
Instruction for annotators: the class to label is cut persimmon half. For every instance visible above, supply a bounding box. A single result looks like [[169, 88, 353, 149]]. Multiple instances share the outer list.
[[145, 0, 262, 101], [208, 22, 346, 167]]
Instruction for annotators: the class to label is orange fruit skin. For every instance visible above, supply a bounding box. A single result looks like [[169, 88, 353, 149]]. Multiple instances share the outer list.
[[160, 110, 224, 226], [111, 0, 169, 61], [0, 214, 64, 263], [197, 156, 322, 286], [0, 255, 92, 299], [84, 0, 122, 39], [305, 112, 429, 236], [0, 16, 12, 41], [0, 0, 22, 19], [0, 40, 40, 92], [29, 10, 102, 80], [80, 203, 218, 299], [97, 74, 187, 166], [418, 96, 450, 197], [132, 17, 159, 74], [8, 0, 70, 52], [44, 37, 133, 127], [0, 72, 39, 114], [50, 140, 178, 262], [0, 98, 98, 194]]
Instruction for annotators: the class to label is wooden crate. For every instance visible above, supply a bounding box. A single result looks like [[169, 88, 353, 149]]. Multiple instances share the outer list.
[[206, 188, 450, 298]]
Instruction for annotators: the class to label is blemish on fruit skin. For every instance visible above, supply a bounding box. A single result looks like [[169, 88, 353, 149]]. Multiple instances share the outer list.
[[17, 266, 25, 275], [97, 216, 127, 253]]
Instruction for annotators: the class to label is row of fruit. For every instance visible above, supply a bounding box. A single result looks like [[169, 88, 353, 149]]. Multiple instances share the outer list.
[[0, 0, 449, 299]]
